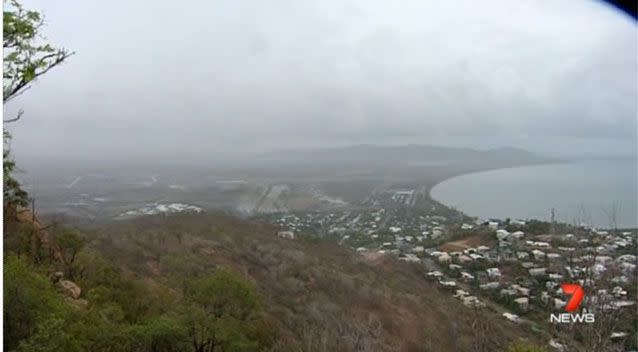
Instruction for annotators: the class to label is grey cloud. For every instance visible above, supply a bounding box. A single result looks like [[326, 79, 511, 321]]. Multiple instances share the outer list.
[[4, 0, 637, 161]]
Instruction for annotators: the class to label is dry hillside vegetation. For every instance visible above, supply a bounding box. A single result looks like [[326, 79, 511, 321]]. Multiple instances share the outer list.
[[82, 213, 540, 351]]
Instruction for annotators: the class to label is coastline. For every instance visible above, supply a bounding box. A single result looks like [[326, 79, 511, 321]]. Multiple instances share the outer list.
[[425, 160, 568, 222], [428, 159, 638, 228], [427, 160, 568, 197]]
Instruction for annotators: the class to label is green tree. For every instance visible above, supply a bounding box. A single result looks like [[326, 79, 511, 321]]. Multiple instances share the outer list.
[[16, 318, 81, 352], [507, 341, 548, 352], [3, 255, 70, 350], [181, 269, 265, 352], [3, 0, 73, 207], [60, 309, 131, 352], [56, 230, 85, 278], [128, 316, 190, 352]]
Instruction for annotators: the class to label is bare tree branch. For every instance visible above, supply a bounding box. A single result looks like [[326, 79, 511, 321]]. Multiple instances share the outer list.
[[3, 109, 24, 123]]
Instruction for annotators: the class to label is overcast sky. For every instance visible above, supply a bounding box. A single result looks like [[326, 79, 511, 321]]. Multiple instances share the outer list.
[[4, 0, 637, 161]]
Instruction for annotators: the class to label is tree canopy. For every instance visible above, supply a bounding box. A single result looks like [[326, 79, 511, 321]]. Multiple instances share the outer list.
[[3, 0, 73, 207]]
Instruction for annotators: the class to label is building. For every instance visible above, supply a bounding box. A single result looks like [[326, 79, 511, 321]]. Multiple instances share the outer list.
[[277, 231, 295, 239], [486, 267, 501, 279]]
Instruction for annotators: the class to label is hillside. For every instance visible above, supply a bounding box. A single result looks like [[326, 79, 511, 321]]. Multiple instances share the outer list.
[[4, 212, 544, 351], [258, 144, 559, 167]]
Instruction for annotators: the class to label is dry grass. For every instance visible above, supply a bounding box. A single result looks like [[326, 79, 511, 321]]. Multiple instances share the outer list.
[[79, 213, 540, 351]]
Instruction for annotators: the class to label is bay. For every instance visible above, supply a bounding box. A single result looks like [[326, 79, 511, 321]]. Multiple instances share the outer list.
[[431, 159, 638, 228]]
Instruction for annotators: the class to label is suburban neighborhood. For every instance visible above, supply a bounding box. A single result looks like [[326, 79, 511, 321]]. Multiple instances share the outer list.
[[260, 188, 638, 351]]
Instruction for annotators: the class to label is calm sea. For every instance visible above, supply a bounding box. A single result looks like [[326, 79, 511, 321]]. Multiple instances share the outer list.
[[431, 159, 638, 229]]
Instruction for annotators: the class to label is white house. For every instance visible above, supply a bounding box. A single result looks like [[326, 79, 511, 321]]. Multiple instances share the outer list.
[[480, 282, 500, 290], [529, 267, 547, 277], [514, 297, 529, 311], [547, 253, 561, 260], [533, 241, 551, 248], [431, 228, 443, 239], [503, 312, 522, 324], [486, 267, 501, 279], [277, 231, 295, 239], [438, 253, 452, 264], [463, 296, 486, 308], [439, 280, 457, 288], [460, 272, 475, 281], [532, 249, 546, 260], [501, 287, 517, 296], [469, 253, 484, 260], [496, 229, 510, 240], [426, 271, 443, 279], [517, 252, 530, 260], [612, 286, 627, 297]]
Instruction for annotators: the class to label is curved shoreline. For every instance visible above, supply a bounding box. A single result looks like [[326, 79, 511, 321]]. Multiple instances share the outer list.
[[427, 160, 638, 228], [426, 161, 569, 219], [428, 161, 568, 196]]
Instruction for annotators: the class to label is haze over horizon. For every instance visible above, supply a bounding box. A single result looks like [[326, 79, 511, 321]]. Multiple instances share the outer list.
[[3, 0, 637, 163]]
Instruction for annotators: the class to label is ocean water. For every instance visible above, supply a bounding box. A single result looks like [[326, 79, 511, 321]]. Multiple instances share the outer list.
[[431, 159, 638, 229]]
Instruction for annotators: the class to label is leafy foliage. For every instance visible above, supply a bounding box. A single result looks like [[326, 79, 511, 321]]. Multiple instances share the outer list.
[[3, 255, 71, 351], [55, 230, 85, 278], [181, 270, 264, 352], [507, 341, 548, 352], [3, 210, 552, 351], [4, 249, 268, 352], [3, 0, 73, 208], [3, 0, 73, 103]]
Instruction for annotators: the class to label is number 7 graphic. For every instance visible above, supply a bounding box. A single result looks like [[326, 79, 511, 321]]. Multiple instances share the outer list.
[[561, 283, 584, 312]]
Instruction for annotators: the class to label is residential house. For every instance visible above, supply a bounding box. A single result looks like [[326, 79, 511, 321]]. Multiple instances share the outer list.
[[277, 231, 295, 239], [514, 297, 529, 312], [529, 268, 547, 277], [486, 267, 501, 279]]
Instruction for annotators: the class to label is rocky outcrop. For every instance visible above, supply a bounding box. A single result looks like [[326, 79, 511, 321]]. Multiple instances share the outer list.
[[4, 205, 65, 263], [58, 280, 81, 299]]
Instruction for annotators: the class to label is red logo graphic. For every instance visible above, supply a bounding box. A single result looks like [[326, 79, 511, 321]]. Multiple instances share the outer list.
[[561, 283, 584, 312]]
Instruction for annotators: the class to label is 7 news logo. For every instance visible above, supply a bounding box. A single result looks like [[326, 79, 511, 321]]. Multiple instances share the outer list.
[[549, 283, 596, 324]]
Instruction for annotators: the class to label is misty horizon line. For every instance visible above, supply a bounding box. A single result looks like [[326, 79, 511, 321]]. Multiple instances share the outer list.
[[13, 142, 637, 167]]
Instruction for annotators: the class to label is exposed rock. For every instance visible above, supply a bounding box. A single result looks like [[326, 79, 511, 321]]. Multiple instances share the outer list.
[[11, 207, 65, 263], [58, 280, 81, 299]]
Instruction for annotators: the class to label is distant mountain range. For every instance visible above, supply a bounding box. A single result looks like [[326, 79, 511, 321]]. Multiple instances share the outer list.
[[259, 144, 560, 166]]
